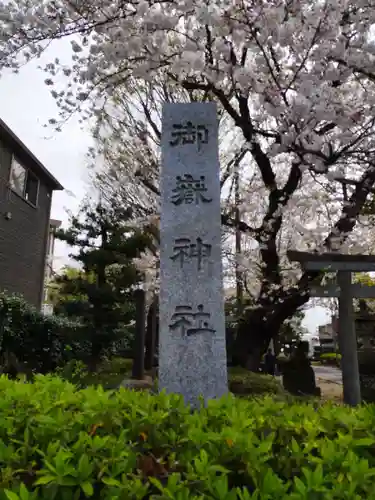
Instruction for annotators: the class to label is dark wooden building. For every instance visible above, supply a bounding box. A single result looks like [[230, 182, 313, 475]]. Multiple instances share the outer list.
[[0, 118, 63, 307]]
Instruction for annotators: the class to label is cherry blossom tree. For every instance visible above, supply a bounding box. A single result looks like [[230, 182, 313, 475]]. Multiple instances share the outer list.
[[90, 77, 245, 216], [2, 0, 375, 366], [90, 78, 249, 340]]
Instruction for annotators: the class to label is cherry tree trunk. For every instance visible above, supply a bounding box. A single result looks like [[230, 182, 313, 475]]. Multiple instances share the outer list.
[[232, 311, 275, 370], [232, 292, 310, 369], [144, 296, 159, 371]]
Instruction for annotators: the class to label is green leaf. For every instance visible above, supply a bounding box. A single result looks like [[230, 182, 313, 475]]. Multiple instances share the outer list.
[[19, 484, 29, 500], [291, 438, 300, 454], [4, 491, 19, 500], [34, 475, 56, 485], [236, 488, 252, 500], [78, 454, 91, 476], [43, 460, 58, 474], [23, 427, 30, 445], [312, 464, 324, 484], [294, 477, 306, 494], [81, 481, 94, 497], [101, 477, 122, 487], [355, 438, 375, 447], [58, 476, 78, 487], [149, 477, 165, 493]]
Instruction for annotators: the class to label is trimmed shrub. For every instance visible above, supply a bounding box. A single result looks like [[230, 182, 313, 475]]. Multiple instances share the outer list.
[[1, 376, 375, 498], [320, 353, 341, 366], [98, 356, 133, 375], [320, 353, 338, 359], [229, 367, 284, 397], [55, 360, 90, 388], [57, 357, 134, 390], [57, 363, 284, 395], [0, 292, 90, 374]]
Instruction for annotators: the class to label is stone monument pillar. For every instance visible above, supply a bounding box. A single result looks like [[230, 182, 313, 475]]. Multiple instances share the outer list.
[[159, 102, 228, 406]]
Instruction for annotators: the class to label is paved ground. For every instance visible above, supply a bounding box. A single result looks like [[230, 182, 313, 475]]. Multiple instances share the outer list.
[[277, 365, 343, 401], [313, 365, 343, 402], [313, 365, 342, 385]]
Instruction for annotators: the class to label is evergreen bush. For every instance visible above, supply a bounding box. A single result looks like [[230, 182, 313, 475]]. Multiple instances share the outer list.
[[0, 292, 89, 374], [228, 367, 283, 397], [319, 353, 341, 366], [1, 376, 375, 498]]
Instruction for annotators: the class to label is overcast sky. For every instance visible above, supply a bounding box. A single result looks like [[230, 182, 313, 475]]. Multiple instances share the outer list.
[[0, 43, 92, 267], [0, 43, 330, 334]]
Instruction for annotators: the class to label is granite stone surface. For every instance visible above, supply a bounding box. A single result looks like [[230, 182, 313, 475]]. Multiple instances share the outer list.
[[159, 102, 228, 406]]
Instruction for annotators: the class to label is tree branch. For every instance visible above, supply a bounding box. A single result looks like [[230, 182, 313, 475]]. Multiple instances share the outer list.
[[270, 161, 375, 326], [220, 146, 249, 189], [250, 141, 277, 190], [256, 162, 302, 292], [324, 162, 375, 250], [221, 213, 258, 236]]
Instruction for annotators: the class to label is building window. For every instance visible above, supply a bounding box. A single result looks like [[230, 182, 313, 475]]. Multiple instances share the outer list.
[[9, 157, 39, 206], [47, 228, 55, 257], [10, 158, 26, 196], [25, 170, 39, 205]]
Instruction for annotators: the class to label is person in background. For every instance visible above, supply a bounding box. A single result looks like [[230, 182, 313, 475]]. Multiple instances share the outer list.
[[264, 348, 277, 376]]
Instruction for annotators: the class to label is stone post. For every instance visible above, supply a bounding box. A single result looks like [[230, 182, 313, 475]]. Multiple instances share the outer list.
[[159, 103, 228, 405]]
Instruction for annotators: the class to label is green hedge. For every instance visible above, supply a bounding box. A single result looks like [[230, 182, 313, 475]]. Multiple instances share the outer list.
[[0, 292, 89, 374], [1, 376, 375, 498], [228, 367, 284, 397], [57, 362, 286, 396], [56, 357, 134, 389], [320, 353, 341, 366], [320, 353, 341, 360]]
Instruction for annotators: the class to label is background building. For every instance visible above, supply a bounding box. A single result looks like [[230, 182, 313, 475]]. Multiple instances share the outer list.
[[318, 320, 338, 353], [0, 118, 63, 307], [42, 218, 62, 314]]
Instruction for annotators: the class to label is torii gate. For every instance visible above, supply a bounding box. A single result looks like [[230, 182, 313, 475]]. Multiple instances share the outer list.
[[287, 251, 375, 406]]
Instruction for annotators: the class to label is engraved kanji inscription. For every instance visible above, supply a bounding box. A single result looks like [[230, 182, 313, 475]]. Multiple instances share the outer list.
[[170, 237, 211, 271], [169, 304, 216, 337], [171, 174, 212, 205], [170, 122, 209, 150]]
